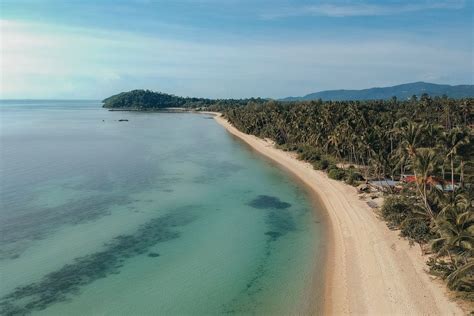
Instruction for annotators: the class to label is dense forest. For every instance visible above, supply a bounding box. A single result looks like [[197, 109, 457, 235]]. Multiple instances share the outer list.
[[210, 95, 474, 300], [102, 89, 266, 109]]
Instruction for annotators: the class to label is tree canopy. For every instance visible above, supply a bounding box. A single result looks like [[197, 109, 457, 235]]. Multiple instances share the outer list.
[[102, 89, 267, 109]]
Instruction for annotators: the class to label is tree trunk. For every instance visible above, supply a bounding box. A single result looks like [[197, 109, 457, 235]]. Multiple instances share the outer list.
[[451, 157, 455, 197]]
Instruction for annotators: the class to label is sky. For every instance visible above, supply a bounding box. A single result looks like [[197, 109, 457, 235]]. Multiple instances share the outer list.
[[0, 0, 473, 99]]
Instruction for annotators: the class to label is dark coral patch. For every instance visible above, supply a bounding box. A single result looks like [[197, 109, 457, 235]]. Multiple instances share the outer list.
[[0, 194, 131, 260], [266, 210, 296, 233], [0, 206, 198, 315], [247, 195, 291, 210], [264, 231, 283, 241]]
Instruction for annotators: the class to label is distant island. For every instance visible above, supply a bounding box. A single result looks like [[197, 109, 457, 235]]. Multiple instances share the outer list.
[[103, 82, 474, 109], [281, 82, 474, 101], [102, 89, 266, 110]]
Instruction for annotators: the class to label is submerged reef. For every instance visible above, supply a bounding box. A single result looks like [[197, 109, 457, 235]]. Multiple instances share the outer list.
[[223, 195, 298, 313], [247, 195, 291, 210], [247, 195, 296, 241], [0, 194, 131, 260], [0, 206, 198, 315]]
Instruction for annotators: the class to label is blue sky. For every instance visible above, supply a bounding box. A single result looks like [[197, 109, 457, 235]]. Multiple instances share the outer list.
[[1, 0, 472, 99]]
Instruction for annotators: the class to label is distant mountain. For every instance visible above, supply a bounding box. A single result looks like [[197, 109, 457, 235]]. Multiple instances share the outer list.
[[281, 82, 474, 101]]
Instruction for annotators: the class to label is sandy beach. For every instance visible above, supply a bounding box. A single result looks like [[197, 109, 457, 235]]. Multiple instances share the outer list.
[[213, 113, 465, 315]]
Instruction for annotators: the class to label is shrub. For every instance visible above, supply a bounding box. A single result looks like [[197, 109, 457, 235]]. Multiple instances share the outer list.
[[400, 217, 432, 243], [381, 195, 434, 243], [381, 196, 410, 227], [328, 168, 346, 180], [278, 144, 299, 152], [346, 168, 363, 185], [312, 159, 330, 170], [298, 147, 322, 163]]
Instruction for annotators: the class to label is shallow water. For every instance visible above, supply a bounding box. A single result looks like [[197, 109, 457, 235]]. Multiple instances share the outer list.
[[0, 100, 324, 315]]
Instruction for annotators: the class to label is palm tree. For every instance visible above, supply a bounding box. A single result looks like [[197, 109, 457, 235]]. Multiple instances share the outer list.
[[411, 148, 438, 219], [432, 210, 474, 261], [455, 131, 472, 188], [431, 190, 473, 290], [443, 128, 469, 196], [396, 121, 425, 159]]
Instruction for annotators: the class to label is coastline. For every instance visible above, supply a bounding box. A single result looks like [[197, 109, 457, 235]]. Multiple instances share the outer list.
[[212, 113, 465, 315]]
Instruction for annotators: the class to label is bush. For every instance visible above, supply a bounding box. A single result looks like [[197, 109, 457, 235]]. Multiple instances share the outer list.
[[328, 168, 346, 180], [345, 168, 363, 185], [400, 217, 432, 243], [381, 195, 434, 243], [327, 163, 338, 171], [312, 159, 330, 170], [277, 144, 299, 152], [298, 147, 322, 163], [381, 196, 410, 227]]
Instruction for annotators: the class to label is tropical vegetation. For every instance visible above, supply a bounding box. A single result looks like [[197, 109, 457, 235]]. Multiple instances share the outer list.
[[102, 89, 266, 109]]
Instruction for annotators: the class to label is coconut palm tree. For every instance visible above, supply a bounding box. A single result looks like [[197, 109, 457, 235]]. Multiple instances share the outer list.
[[396, 121, 425, 159], [443, 128, 469, 196], [430, 189, 473, 290], [411, 148, 438, 219]]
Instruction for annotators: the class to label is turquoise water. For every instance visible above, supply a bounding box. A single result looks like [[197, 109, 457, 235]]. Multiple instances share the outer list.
[[0, 100, 324, 315]]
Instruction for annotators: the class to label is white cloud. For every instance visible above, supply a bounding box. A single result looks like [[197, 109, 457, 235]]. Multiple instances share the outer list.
[[0, 19, 471, 99], [261, 1, 465, 19]]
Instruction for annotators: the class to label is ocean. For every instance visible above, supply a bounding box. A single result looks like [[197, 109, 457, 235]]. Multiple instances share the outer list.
[[0, 100, 324, 315]]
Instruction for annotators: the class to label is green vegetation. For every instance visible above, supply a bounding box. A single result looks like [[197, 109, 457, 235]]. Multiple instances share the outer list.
[[102, 89, 266, 109], [212, 94, 473, 300]]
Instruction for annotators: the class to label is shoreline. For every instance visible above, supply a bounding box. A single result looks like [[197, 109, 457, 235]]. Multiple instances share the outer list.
[[212, 113, 465, 315]]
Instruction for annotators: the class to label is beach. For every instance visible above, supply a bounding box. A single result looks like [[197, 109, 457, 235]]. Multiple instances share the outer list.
[[213, 113, 465, 315]]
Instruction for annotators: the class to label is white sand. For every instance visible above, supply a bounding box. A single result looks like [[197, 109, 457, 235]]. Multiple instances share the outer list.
[[213, 113, 465, 315]]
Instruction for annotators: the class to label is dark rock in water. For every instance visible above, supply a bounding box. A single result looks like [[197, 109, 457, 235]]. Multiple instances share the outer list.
[[118, 119, 129, 122], [148, 252, 160, 258], [248, 195, 291, 209]]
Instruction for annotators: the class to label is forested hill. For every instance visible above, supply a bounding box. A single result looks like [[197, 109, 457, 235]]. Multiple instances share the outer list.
[[102, 89, 266, 109], [282, 82, 474, 101]]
